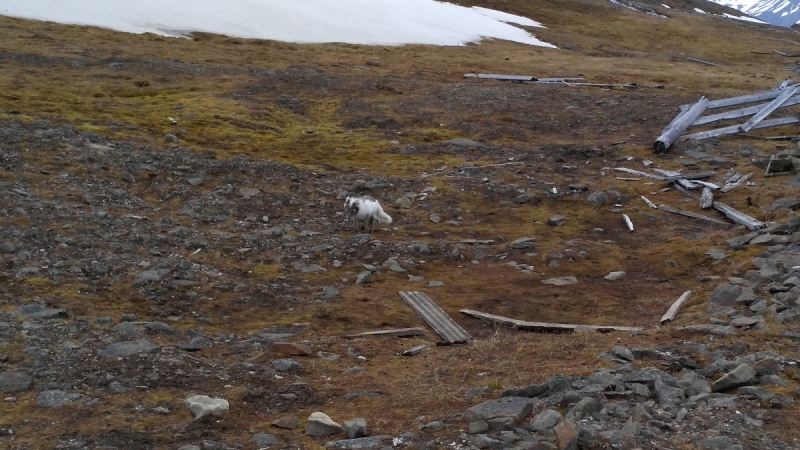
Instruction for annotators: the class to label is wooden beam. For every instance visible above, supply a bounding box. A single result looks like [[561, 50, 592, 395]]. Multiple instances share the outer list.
[[623, 214, 634, 231], [680, 116, 800, 141], [699, 188, 714, 210], [679, 83, 793, 110], [661, 291, 692, 323], [464, 74, 537, 81], [692, 180, 720, 190], [345, 328, 426, 338], [654, 97, 709, 153], [460, 309, 643, 334], [657, 204, 731, 226], [641, 195, 657, 209], [399, 291, 472, 344], [739, 86, 800, 133], [673, 184, 765, 230], [614, 167, 666, 180], [691, 94, 800, 127], [686, 57, 719, 67]]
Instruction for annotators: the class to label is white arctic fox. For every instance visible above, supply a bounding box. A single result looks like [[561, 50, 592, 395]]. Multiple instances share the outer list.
[[344, 195, 392, 234]]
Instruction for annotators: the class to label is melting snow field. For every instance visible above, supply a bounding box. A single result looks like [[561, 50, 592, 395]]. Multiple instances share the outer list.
[[0, 0, 556, 48]]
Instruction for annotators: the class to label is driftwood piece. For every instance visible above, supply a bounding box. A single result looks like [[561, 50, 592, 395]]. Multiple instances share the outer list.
[[346, 328, 426, 338], [614, 167, 665, 180], [653, 169, 701, 190], [692, 180, 720, 190], [699, 188, 714, 209], [399, 291, 472, 344], [654, 97, 709, 153], [686, 57, 719, 67], [739, 86, 800, 133], [623, 214, 634, 231], [663, 172, 714, 182], [657, 204, 730, 226], [679, 81, 793, 110], [681, 116, 800, 141], [464, 74, 537, 81], [640, 211, 711, 230], [661, 291, 692, 323], [674, 184, 765, 230], [400, 345, 426, 356], [460, 309, 643, 334], [641, 195, 657, 209], [691, 94, 800, 127], [720, 173, 753, 193]]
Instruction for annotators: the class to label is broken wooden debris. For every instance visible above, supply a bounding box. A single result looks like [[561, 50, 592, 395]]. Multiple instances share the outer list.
[[720, 172, 753, 193], [640, 195, 657, 209], [623, 214, 634, 231], [739, 86, 800, 133], [640, 211, 711, 230], [345, 328, 426, 339], [463, 73, 662, 89], [399, 291, 472, 344], [657, 204, 730, 226], [614, 167, 665, 180], [692, 180, 720, 190], [674, 184, 766, 230], [400, 345, 426, 357], [659, 80, 800, 150], [772, 49, 800, 57], [764, 155, 796, 177], [661, 291, 692, 324], [699, 188, 714, 210], [654, 97, 709, 153], [460, 309, 643, 334], [685, 57, 720, 67]]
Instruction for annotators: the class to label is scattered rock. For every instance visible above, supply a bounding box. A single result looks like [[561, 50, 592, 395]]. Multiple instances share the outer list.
[[604, 271, 625, 281], [270, 342, 312, 356], [36, 390, 82, 408], [464, 397, 535, 425], [711, 364, 756, 392], [529, 409, 562, 431], [307, 412, 342, 436], [514, 193, 538, 204], [396, 196, 412, 209], [542, 276, 577, 286], [271, 415, 299, 429], [343, 418, 368, 439], [0, 372, 32, 393], [251, 433, 280, 447], [272, 358, 303, 371], [98, 339, 159, 358], [547, 215, 565, 226], [184, 395, 229, 419], [554, 419, 578, 450]]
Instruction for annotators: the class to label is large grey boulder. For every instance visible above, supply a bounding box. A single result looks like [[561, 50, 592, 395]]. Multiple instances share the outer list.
[[709, 284, 742, 306], [184, 395, 229, 419], [464, 397, 535, 425], [695, 436, 733, 450], [0, 371, 32, 392], [654, 378, 685, 408], [343, 418, 367, 439], [712, 364, 756, 392], [324, 436, 392, 450], [307, 412, 342, 436], [251, 433, 279, 447], [36, 390, 82, 408], [529, 409, 562, 431], [566, 397, 602, 421]]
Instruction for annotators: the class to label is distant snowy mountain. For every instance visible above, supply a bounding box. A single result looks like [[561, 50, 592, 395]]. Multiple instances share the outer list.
[[709, 0, 800, 27]]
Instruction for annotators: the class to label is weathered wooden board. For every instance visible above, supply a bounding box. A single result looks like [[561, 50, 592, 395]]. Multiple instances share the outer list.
[[691, 94, 800, 127], [614, 167, 665, 180], [661, 291, 692, 323], [673, 184, 765, 230], [686, 57, 719, 67], [657, 204, 730, 226], [463, 74, 536, 81], [641, 195, 657, 209], [680, 116, 800, 141], [460, 309, 643, 333], [720, 173, 753, 193], [679, 81, 793, 110], [399, 291, 472, 344], [346, 328, 425, 338], [739, 86, 800, 133]]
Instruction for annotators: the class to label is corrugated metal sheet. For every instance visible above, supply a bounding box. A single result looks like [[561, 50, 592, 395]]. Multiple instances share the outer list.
[[399, 291, 472, 344]]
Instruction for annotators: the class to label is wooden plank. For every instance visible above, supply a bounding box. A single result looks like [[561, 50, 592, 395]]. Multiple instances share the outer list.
[[654, 97, 709, 153], [773, 49, 789, 57], [399, 291, 472, 344], [692, 180, 720, 190], [641, 195, 657, 209], [652, 169, 702, 189], [720, 173, 753, 193], [739, 86, 800, 133], [663, 172, 715, 182], [639, 211, 712, 230], [623, 214, 634, 231], [686, 57, 719, 67], [674, 184, 765, 230], [614, 167, 665, 180], [691, 94, 800, 127], [460, 309, 643, 334], [712, 201, 765, 230], [679, 83, 792, 110], [699, 187, 714, 210], [464, 74, 536, 81], [680, 116, 800, 141], [345, 328, 425, 338], [535, 77, 585, 82], [657, 204, 731, 226], [661, 291, 692, 323]]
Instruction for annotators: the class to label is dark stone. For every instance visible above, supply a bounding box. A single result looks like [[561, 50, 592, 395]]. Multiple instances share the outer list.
[[0, 371, 32, 392]]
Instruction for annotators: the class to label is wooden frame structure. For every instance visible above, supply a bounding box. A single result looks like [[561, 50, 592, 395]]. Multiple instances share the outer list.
[[654, 79, 800, 152]]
